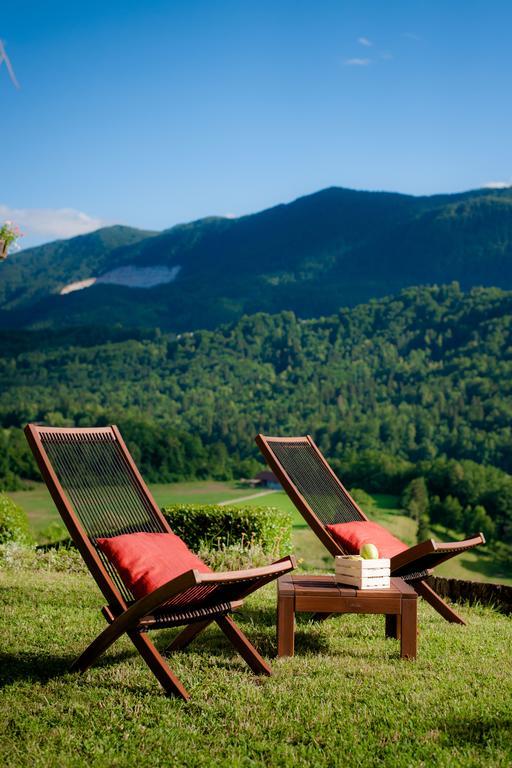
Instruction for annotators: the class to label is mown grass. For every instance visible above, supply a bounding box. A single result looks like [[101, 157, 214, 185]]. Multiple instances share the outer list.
[[1, 568, 511, 767]]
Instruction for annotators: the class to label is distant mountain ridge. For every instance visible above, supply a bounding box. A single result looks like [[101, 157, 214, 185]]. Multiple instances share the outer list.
[[1, 186, 512, 330]]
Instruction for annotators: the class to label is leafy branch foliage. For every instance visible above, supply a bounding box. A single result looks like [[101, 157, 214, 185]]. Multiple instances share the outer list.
[[2, 283, 512, 542]]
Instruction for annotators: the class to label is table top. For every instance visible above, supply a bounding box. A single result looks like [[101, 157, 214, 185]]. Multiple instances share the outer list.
[[278, 573, 417, 599]]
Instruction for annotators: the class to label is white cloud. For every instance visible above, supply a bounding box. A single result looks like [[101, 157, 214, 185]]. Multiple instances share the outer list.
[[483, 180, 512, 189], [402, 32, 420, 41], [344, 58, 371, 67], [0, 204, 109, 246], [381, 51, 394, 60], [357, 36, 372, 47]]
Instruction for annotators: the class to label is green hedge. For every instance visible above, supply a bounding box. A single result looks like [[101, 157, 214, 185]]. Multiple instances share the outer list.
[[0, 493, 32, 545], [162, 503, 292, 557]]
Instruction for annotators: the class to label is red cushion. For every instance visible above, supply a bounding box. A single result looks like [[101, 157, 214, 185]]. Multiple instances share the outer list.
[[326, 521, 408, 559], [96, 532, 211, 600]]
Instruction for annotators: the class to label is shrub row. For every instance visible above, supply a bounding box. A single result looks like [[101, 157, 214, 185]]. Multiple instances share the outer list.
[[0, 497, 292, 572], [163, 503, 292, 557]]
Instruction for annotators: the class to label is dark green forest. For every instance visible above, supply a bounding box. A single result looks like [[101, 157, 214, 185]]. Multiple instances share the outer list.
[[1, 283, 512, 546], [2, 186, 512, 332]]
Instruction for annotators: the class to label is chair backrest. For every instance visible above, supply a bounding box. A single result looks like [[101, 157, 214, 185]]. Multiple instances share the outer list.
[[25, 424, 173, 607], [255, 435, 367, 556]]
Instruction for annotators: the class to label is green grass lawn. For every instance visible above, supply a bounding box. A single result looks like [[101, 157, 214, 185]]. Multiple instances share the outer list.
[[9, 484, 512, 585], [1, 568, 511, 768]]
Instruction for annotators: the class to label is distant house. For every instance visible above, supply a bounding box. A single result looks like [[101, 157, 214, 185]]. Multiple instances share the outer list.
[[254, 470, 282, 490]]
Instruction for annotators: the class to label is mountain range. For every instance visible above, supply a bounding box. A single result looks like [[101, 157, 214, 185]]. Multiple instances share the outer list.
[[1, 185, 512, 331]]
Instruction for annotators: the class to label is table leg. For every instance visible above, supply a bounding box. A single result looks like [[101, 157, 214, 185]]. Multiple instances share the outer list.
[[400, 598, 417, 659], [277, 592, 295, 657], [385, 613, 399, 640]]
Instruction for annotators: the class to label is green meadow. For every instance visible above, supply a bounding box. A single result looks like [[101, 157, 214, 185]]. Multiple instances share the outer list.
[[1, 568, 511, 768], [9, 482, 511, 585]]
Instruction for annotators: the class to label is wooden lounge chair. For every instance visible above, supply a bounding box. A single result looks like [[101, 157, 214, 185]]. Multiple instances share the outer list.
[[25, 424, 296, 700], [256, 434, 485, 625]]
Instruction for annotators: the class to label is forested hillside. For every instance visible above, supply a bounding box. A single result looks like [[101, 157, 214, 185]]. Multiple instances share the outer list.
[[2, 186, 512, 331], [0, 225, 156, 310], [1, 283, 512, 547]]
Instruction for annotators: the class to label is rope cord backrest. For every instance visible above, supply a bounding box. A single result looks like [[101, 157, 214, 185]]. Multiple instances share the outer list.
[[39, 428, 167, 601], [264, 438, 364, 526]]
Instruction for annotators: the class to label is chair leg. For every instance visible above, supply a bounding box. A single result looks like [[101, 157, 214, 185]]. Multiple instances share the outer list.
[[70, 614, 191, 700], [216, 615, 272, 676], [129, 631, 190, 700], [70, 622, 126, 674], [164, 619, 213, 654], [414, 579, 466, 625]]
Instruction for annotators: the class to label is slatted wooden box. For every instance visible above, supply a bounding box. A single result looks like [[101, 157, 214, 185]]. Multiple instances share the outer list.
[[334, 556, 391, 589]]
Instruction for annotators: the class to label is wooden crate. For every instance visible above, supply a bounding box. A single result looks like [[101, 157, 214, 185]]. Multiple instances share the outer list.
[[334, 556, 391, 589]]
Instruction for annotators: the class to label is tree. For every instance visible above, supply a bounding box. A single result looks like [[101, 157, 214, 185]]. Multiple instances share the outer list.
[[401, 477, 429, 520], [349, 488, 376, 514], [440, 495, 463, 530], [417, 513, 430, 543], [463, 505, 496, 542]]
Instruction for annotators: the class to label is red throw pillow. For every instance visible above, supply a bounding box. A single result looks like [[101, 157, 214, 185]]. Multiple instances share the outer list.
[[326, 521, 408, 559], [96, 532, 211, 600]]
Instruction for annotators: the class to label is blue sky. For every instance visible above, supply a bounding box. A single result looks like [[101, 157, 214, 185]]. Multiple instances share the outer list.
[[1, 0, 511, 247]]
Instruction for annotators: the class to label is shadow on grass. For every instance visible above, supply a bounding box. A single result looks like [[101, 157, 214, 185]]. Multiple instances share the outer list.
[[456, 554, 511, 582], [441, 715, 512, 748], [0, 651, 73, 688], [292, 629, 331, 655], [0, 604, 333, 691], [0, 647, 140, 689], [0, 644, 243, 696], [159, 605, 330, 659], [236, 603, 336, 633]]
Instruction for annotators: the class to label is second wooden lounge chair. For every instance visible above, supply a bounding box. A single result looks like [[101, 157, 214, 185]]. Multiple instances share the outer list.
[[256, 434, 484, 625], [25, 424, 295, 700]]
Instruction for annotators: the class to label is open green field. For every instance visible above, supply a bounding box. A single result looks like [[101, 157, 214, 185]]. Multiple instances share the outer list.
[[9, 483, 512, 585], [1, 568, 511, 768], [8, 481, 253, 535]]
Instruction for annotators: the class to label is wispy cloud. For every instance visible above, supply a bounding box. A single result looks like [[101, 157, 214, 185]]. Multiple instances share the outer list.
[[357, 36, 372, 47], [402, 32, 420, 41], [483, 180, 512, 189], [0, 204, 109, 246], [344, 58, 371, 67], [381, 51, 393, 60]]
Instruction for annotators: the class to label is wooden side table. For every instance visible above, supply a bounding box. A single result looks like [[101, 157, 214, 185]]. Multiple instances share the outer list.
[[277, 574, 417, 659]]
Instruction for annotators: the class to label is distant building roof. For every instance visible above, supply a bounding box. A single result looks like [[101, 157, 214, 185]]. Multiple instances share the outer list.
[[255, 471, 279, 483]]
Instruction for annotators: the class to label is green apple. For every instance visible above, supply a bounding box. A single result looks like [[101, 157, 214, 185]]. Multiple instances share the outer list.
[[360, 542, 379, 559]]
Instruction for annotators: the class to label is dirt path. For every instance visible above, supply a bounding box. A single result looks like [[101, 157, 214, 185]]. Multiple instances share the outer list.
[[218, 489, 278, 506]]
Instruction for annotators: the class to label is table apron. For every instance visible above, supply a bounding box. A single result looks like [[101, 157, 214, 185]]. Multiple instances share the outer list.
[[294, 596, 402, 613]]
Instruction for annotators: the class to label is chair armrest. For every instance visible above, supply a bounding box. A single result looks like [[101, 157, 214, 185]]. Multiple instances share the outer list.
[[195, 555, 296, 585]]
